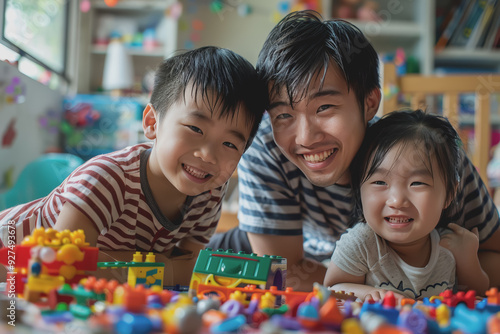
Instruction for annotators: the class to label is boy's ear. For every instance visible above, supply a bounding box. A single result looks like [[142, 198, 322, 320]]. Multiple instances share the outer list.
[[143, 103, 158, 140], [364, 88, 381, 121]]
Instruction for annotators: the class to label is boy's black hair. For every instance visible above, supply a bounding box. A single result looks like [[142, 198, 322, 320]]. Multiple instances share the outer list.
[[150, 46, 268, 150], [350, 109, 462, 229], [256, 10, 380, 112]]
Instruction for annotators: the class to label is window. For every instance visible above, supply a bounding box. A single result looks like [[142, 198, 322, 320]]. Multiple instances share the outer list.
[[0, 0, 69, 86]]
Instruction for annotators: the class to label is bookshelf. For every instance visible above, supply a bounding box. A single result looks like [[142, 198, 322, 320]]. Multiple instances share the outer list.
[[323, 0, 500, 74], [76, 0, 178, 94]]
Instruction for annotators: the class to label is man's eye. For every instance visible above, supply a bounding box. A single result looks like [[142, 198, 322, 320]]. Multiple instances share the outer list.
[[318, 104, 334, 112], [276, 113, 291, 120], [223, 142, 237, 149], [188, 125, 202, 134]]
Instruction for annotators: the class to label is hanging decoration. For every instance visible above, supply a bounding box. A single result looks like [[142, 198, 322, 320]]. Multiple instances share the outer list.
[[80, 0, 91, 13], [2, 118, 17, 148], [5, 76, 26, 104], [104, 0, 119, 7], [209, 0, 252, 20]]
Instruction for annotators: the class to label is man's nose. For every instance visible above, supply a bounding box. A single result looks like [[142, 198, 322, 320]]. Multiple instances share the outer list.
[[296, 115, 322, 147]]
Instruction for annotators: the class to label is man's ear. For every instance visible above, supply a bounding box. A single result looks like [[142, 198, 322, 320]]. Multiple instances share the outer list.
[[143, 103, 158, 140], [364, 88, 381, 121]]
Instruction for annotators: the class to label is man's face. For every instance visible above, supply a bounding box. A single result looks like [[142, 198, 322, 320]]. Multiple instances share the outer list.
[[267, 65, 379, 186]]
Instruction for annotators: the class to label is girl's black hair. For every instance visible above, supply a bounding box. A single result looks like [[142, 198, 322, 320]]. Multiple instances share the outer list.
[[256, 10, 380, 112], [350, 109, 462, 228], [149, 46, 268, 150]]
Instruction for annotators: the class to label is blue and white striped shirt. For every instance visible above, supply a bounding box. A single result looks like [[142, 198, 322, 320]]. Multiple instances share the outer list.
[[238, 114, 499, 261]]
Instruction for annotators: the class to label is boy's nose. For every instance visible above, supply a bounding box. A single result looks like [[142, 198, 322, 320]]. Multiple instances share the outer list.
[[194, 144, 217, 164]]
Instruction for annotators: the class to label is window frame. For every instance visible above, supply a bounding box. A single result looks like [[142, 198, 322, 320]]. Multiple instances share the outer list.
[[0, 0, 71, 83]]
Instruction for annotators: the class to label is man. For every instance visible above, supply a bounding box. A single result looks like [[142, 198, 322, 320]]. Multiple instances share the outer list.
[[209, 10, 500, 292]]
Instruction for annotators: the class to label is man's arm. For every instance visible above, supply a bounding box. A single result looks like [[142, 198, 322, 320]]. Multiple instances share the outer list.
[[478, 228, 500, 288], [247, 232, 326, 292], [456, 152, 500, 288]]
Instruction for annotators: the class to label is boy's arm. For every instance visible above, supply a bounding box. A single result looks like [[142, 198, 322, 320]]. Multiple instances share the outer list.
[[53, 202, 100, 246], [247, 232, 326, 292], [173, 237, 205, 285]]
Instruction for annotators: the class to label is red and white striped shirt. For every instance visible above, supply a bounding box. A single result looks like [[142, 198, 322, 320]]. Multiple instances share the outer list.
[[0, 143, 226, 252]]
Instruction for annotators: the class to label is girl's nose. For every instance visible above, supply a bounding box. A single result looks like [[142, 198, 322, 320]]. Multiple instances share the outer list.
[[386, 189, 409, 209]]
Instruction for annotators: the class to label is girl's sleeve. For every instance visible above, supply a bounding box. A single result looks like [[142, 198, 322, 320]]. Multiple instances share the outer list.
[[331, 224, 372, 276]]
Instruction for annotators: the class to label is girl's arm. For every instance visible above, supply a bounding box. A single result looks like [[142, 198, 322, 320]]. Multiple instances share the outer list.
[[440, 223, 489, 295], [324, 261, 406, 302]]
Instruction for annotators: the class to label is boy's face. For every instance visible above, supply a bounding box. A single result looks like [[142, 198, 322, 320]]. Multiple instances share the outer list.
[[145, 86, 251, 196], [361, 143, 448, 249], [267, 64, 380, 187]]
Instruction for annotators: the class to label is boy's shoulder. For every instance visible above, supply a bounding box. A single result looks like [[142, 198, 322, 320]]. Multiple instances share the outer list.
[[81, 142, 153, 176]]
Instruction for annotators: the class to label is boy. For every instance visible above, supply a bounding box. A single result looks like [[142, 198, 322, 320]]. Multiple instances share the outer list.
[[0, 46, 267, 284], [208, 11, 500, 291]]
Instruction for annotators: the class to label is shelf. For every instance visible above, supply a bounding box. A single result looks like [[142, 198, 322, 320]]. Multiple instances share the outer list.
[[435, 48, 500, 68], [460, 114, 500, 127], [91, 44, 165, 57], [92, 0, 171, 10], [347, 19, 422, 38]]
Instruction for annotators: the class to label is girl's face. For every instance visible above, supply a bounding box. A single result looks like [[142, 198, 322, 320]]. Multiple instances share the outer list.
[[145, 85, 251, 197], [360, 142, 449, 249]]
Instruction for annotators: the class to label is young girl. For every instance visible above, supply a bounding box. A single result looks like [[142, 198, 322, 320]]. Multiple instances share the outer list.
[[324, 109, 489, 301]]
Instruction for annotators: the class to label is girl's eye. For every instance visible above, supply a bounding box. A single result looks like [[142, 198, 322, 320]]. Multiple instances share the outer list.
[[223, 142, 237, 150], [373, 180, 386, 185], [411, 181, 427, 186], [188, 125, 202, 134]]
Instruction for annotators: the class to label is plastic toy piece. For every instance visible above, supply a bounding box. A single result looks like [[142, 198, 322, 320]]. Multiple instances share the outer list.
[[189, 248, 286, 297], [97, 251, 165, 288], [57, 283, 106, 319], [320, 296, 344, 330], [439, 289, 476, 309], [0, 227, 98, 299], [196, 283, 312, 314]]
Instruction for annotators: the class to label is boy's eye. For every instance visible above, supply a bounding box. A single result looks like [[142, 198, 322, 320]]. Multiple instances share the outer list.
[[188, 125, 202, 134], [223, 142, 238, 150]]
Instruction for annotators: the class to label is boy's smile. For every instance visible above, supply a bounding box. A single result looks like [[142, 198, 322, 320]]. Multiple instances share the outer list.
[[182, 163, 212, 183], [144, 86, 251, 200]]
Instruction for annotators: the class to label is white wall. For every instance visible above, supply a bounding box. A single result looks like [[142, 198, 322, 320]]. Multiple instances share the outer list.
[[0, 61, 63, 190], [177, 0, 293, 65]]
